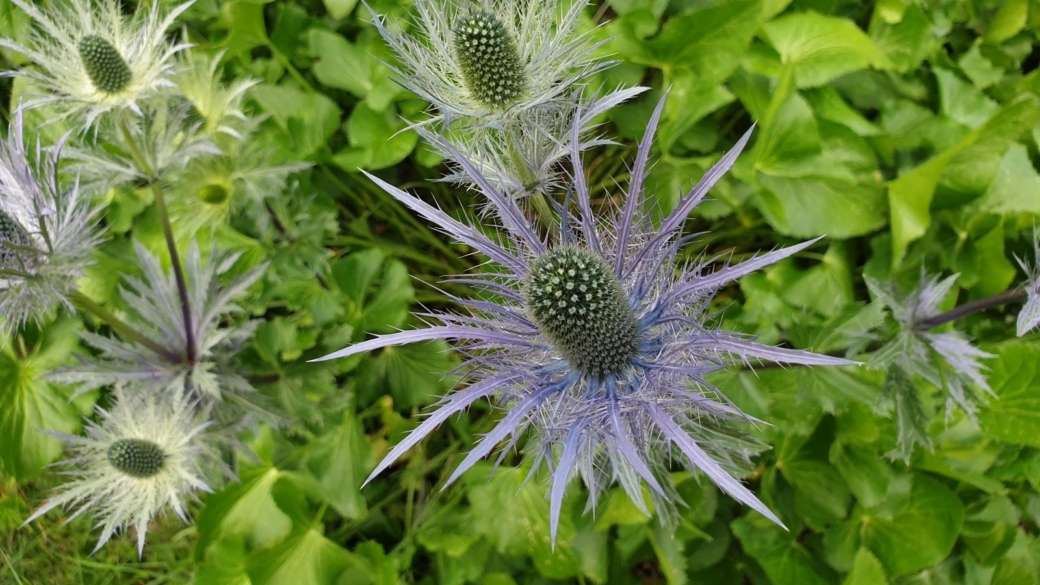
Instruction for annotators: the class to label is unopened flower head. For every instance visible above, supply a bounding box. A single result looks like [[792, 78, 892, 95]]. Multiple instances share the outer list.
[[24, 385, 213, 556], [166, 127, 310, 235], [867, 273, 995, 420], [1015, 229, 1040, 337], [53, 241, 276, 429], [370, 0, 611, 126], [171, 48, 258, 139], [0, 110, 99, 336], [0, 0, 192, 128], [316, 99, 852, 541]]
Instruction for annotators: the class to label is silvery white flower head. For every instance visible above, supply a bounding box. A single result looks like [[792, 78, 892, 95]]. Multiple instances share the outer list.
[[369, 0, 611, 127], [0, 0, 192, 128], [1015, 229, 1040, 337], [0, 110, 100, 337], [418, 87, 646, 194], [53, 241, 275, 428], [171, 47, 258, 140], [24, 384, 213, 557], [866, 273, 995, 422], [315, 100, 853, 542], [65, 100, 220, 191]]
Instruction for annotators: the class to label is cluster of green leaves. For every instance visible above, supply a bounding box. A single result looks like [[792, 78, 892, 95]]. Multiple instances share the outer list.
[[2, 0, 1040, 583]]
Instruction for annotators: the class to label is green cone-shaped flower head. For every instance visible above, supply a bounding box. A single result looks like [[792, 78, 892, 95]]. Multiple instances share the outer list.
[[526, 247, 639, 378], [0, 208, 33, 272], [453, 10, 525, 108], [78, 35, 133, 94], [107, 438, 166, 478]]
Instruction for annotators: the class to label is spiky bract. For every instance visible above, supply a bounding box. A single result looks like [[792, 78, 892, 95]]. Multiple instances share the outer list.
[[369, 0, 609, 125], [171, 49, 258, 139], [0, 0, 192, 127], [24, 385, 212, 556], [867, 273, 995, 421], [0, 110, 100, 336], [51, 242, 277, 431], [317, 99, 853, 542]]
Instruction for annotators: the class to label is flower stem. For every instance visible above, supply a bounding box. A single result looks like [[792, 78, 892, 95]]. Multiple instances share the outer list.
[[69, 290, 183, 364], [115, 117, 197, 364], [918, 286, 1028, 329], [150, 182, 197, 364]]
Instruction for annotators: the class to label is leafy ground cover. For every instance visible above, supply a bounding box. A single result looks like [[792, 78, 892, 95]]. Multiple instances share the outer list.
[[2, 0, 1040, 583]]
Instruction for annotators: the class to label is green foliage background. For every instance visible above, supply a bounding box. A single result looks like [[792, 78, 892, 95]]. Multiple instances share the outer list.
[[2, 0, 1040, 583]]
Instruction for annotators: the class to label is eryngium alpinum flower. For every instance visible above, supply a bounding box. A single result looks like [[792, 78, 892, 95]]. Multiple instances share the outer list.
[[0, 110, 99, 336], [24, 385, 212, 556], [53, 242, 275, 429], [369, 0, 610, 125], [0, 0, 191, 127], [316, 101, 853, 541], [867, 273, 995, 420]]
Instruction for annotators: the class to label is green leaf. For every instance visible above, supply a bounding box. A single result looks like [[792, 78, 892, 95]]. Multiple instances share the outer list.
[[610, 0, 760, 81], [979, 342, 1040, 448], [249, 84, 341, 159], [0, 319, 83, 480], [331, 249, 414, 334], [648, 521, 687, 585], [934, 68, 999, 129], [467, 466, 581, 579], [355, 341, 458, 409], [310, 29, 375, 97], [842, 549, 888, 585], [323, 0, 358, 19], [332, 103, 418, 171], [855, 475, 964, 576], [755, 173, 887, 239], [305, 408, 375, 519], [248, 528, 356, 585], [761, 12, 891, 88], [732, 514, 832, 585], [195, 535, 252, 585], [869, 3, 934, 72], [973, 144, 1040, 215], [887, 95, 1040, 264], [983, 0, 1028, 44], [222, 2, 270, 55], [195, 467, 294, 558]]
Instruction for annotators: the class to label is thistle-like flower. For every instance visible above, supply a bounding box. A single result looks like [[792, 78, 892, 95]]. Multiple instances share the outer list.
[[1016, 230, 1040, 337], [867, 273, 995, 421], [0, 0, 192, 128], [369, 0, 610, 125], [53, 242, 274, 427], [24, 385, 213, 556], [0, 110, 99, 336], [316, 101, 852, 541]]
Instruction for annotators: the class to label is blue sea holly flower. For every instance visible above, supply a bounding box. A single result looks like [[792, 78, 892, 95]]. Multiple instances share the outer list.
[[316, 100, 853, 542]]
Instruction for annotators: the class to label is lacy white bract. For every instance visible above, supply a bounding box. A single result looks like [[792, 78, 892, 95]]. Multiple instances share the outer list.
[[24, 386, 212, 556], [316, 99, 853, 542], [867, 273, 995, 420], [0, 0, 191, 128], [0, 110, 99, 336], [369, 0, 610, 126]]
